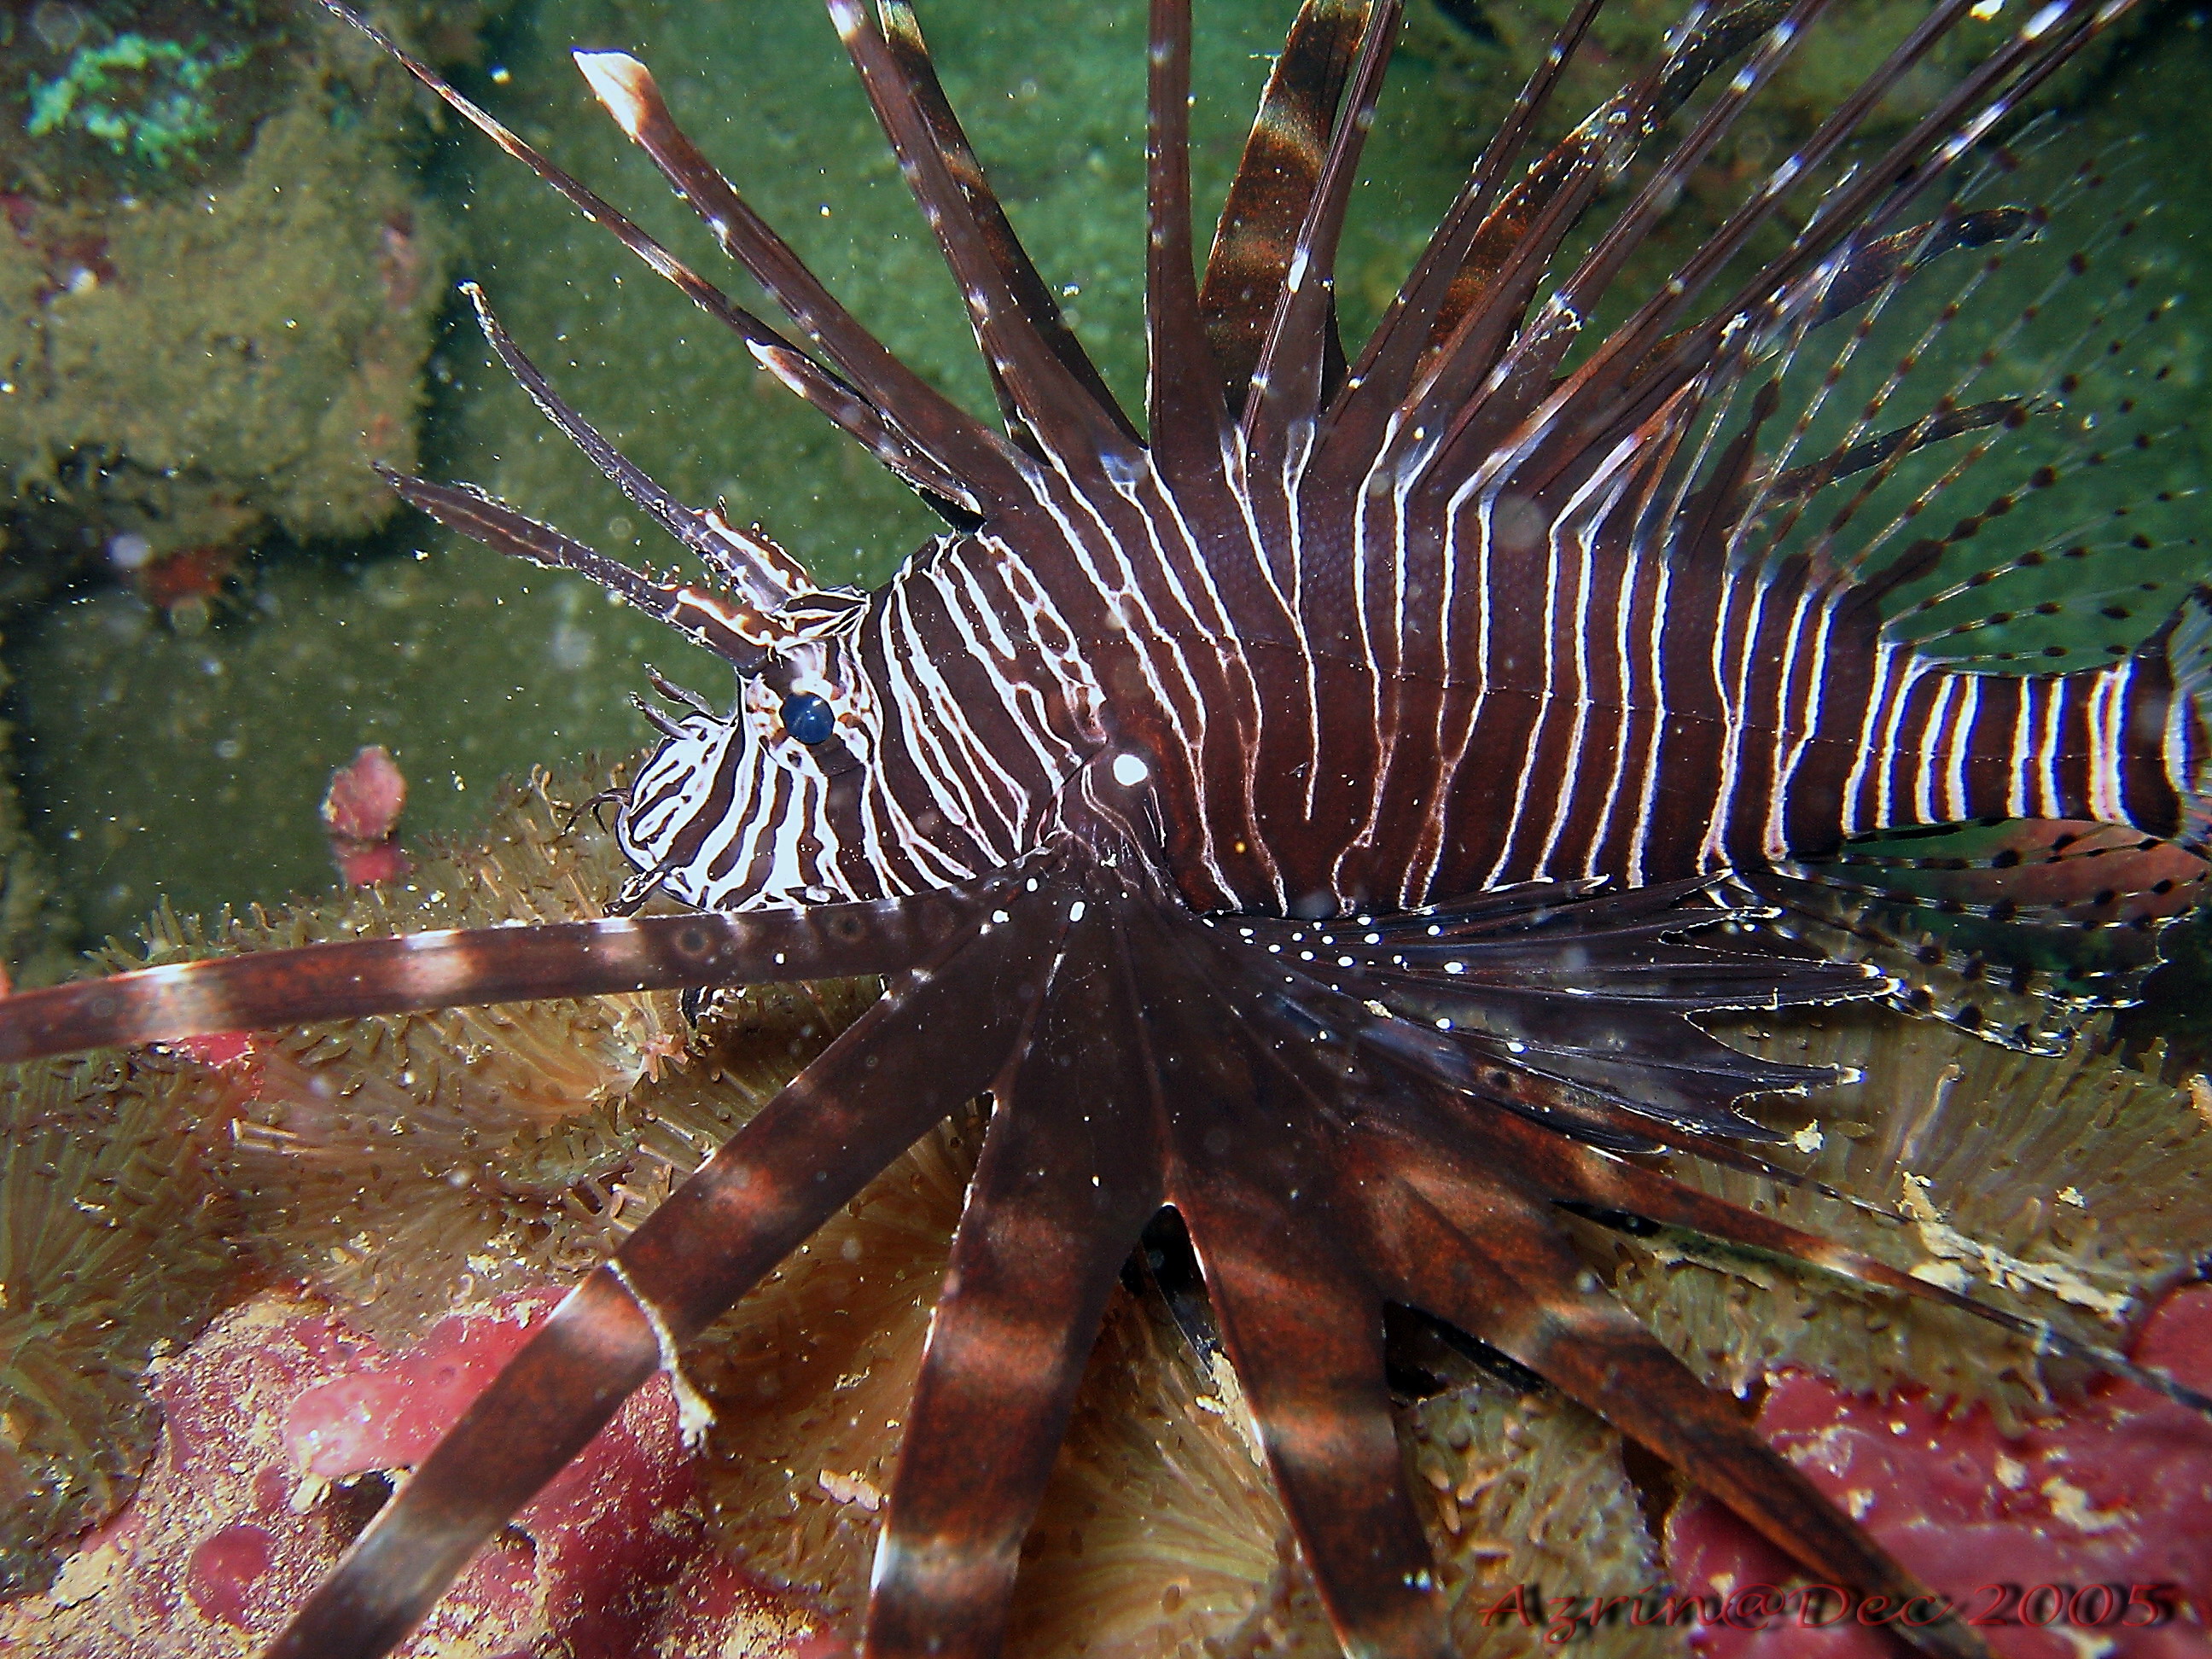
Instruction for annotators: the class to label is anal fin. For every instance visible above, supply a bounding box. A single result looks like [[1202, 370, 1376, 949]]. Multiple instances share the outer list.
[[1741, 818, 2208, 1051]]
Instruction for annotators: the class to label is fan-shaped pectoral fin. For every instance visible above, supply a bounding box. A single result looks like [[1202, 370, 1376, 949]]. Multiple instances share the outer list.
[[1173, 1146, 1452, 1657], [865, 912, 1166, 1654], [382, 470, 777, 668], [1359, 1125, 1994, 1659], [259, 900, 1064, 1659]]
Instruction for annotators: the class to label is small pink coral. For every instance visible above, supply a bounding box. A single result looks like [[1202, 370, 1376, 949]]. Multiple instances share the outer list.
[[321, 745, 411, 888], [321, 745, 407, 843]]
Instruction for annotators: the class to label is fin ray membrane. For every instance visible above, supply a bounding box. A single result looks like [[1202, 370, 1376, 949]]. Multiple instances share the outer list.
[[1226, 882, 1882, 1143], [1726, 139, 2197, 655], [1738, 816, 2211, 1051], [1697, 134, 2212, 1034], [865, 912, 1161, 1651]]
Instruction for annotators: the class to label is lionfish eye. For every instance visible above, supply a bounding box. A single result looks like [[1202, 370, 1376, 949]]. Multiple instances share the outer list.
[[780, 691, 835, 745]]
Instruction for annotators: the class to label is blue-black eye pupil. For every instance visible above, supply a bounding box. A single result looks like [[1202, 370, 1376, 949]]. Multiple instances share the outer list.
[[781, 692, 836, 745]]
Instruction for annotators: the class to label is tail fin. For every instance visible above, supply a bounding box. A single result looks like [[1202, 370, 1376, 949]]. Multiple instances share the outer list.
[[2157, 583, 2212, 853], [1743, 587, 2212, 1051]]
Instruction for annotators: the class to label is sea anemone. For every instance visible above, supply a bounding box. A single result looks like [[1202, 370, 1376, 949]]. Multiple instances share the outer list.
[[0, 1044, 239, 1595]]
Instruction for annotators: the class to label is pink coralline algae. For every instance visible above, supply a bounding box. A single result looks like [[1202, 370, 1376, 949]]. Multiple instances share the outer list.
[[320, 745, 411, 888], [6, 1285, 843, 1658], [1667, 1281, 2212, 1656]]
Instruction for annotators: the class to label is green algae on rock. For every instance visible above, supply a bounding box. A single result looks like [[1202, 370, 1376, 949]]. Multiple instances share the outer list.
[[0, 4, 490, 956], [0, 29, 452, 567], [25, 32, 250, 171]]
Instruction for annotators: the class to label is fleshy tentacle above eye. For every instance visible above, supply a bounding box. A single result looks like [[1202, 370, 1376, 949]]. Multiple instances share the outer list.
[[379, 467, 783, 671], [459, 280, 817, 610]]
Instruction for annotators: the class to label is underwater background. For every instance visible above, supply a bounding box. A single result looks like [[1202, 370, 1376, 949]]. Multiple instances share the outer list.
[[3, 3, 2212, 1650]]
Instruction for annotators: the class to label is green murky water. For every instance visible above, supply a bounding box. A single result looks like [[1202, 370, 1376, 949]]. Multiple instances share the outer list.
[[7, 0, 2210, 947]]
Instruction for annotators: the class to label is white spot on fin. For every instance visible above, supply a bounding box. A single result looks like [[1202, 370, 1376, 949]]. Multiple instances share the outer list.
[[608, 1260, 717, 1448]]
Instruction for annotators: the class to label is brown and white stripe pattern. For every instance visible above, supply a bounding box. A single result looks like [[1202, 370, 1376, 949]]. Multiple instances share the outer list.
[[617, 421, 2194, 925]]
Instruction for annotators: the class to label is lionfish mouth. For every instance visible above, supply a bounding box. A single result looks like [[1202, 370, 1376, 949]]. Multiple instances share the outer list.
[[3, 0, 2209, 1654]]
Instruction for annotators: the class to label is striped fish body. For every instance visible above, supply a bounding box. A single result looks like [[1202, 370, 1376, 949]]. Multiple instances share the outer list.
[[620, 451, 2197, 927]]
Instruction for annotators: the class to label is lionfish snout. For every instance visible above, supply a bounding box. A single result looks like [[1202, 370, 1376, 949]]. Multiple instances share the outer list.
[[614, 706, 748, 909]]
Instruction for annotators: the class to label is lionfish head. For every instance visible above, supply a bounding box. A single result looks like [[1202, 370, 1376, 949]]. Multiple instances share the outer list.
[[616, 589, 903, 911]]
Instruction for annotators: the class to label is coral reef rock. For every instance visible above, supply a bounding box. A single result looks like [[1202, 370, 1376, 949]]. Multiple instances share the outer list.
[[0, 3, 468, 584]]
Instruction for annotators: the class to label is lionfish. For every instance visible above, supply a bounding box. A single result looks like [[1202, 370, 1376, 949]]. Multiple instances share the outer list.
[[3, 0, 2207, 1653]]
